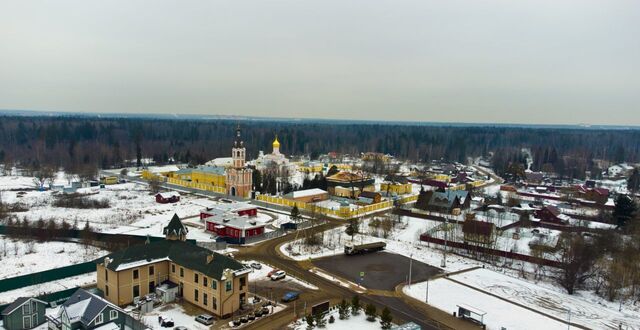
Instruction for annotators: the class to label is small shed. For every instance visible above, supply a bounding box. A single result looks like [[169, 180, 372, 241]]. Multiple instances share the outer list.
[[155, 192, 181, 204], [155, 281, 178, 304], [1, 297, 47, 330]]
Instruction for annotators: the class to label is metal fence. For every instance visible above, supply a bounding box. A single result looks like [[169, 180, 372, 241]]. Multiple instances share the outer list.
[[0, 261, 96, 292]]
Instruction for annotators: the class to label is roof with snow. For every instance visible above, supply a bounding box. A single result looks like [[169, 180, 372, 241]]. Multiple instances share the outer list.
[[204, 213, 265, 230], [99, 240, 244, 280], [59, 288, 122, 327], [285, 188, 328, 199], [157, 191, 180, 199]]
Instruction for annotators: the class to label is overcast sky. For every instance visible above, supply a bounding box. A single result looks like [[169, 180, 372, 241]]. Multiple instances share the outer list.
[[1, 0, 639, 125]]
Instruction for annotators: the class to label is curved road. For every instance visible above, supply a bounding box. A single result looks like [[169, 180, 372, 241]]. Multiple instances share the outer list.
[[235, 219, 477, 330]]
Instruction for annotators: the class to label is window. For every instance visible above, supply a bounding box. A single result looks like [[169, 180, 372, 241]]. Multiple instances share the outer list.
[[225, 280, 232, 292], [32, 301, 38, 312], [149, 266, 154, 276], [105, 269, 108, 281], [203, 277, 208, 287], [212, 297, 217, 309], [32, 314, 37, 327], [203, 293, 208, 306], [180, 267, 184, 277], [240, 277, 246, 290], [172, 264, 176, 273], [22, 304, 31, 314], [109, 310, 118, 321], [133, 285, 140, 298], [211, 280, 217, 290], [95, 314, 104, 325], [105, 285, 109, 297], [194, 289, 199, 302], [23, 316, 31, 329], [194, 273, 199, 284], [133, 269, 139, 280]]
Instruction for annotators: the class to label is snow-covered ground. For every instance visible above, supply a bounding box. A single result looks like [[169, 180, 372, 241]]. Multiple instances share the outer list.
[[245, 260, 318, 290], [405, 268, 640, 330], [1, 175, 291, 243], [142, 303, 211, 330], [404, 277, 568, 330], [0, 272, 96, 304], [290, 308, 391, 330], [0, 236, 105, 279]]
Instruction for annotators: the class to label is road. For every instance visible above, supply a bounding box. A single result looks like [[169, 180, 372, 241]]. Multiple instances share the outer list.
[[235, 219, 478, 330]]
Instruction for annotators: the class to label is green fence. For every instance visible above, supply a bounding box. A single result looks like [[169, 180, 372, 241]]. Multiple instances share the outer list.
[[0, 260, 97, 293]]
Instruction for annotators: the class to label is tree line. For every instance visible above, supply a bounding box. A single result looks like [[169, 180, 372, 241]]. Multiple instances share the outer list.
[[0, 116, 639, 178]]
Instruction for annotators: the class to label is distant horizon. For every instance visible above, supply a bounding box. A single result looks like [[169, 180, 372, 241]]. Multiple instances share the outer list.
[[2, 108, 638, 130]]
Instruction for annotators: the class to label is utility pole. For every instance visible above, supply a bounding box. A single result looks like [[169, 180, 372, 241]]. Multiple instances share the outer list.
[[441, 215, 448, 268], [567, 309, 571, 330], [408, 253, 413, 287], [425, 280, 429, 303]]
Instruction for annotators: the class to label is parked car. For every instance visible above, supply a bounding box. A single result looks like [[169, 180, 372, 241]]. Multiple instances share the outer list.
[[270, 270, 286, 281], [173, 327, 188, 330], [160, 317, 174, 327], [250, 262, 262, 270], [195, 314, 215, 325], [267, 269, 281, 277], [281, 291, 300, 302]]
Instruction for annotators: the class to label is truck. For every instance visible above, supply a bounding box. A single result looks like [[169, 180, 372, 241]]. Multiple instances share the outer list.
[[344, 241, 386, 255]]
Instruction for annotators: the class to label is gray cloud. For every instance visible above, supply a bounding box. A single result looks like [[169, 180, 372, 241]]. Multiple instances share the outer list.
[[1, 0, 639, 125]]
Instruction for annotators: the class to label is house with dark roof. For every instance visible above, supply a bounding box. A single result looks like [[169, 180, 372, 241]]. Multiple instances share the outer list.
[[1, 297, 46, 330], [47, 288, 147, 330], [417, 189, 471, 214], [534, 205, 570, 224], [96, 215, 250, 318]]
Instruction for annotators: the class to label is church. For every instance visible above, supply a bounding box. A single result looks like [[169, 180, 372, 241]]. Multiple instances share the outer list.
[[253, 135, 296, 175]]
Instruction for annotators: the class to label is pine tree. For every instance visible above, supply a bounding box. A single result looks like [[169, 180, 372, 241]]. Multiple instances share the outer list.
[[314, 313, 326, 328], [351, 296, 361, 315], [628, 168, 640, 193], [380, 307, 392, 329], [613, 195, 637, 228], [365, 303, 377, 321], [291, 205, 301, 223], [338, 299, 349, 319], [305, 314, 315, 329]]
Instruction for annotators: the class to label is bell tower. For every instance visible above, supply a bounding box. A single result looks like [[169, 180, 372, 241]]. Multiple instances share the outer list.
[[232, 125, 246, 168], [226, 124, 252, 198]]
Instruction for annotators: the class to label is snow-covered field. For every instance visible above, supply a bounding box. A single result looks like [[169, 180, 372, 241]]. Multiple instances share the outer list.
[[0, 174, 289, 243], [0, 272, 96, 304], [142, 303, 211, 330], [408, 273, 570, 330], [447, 268, 640, 329], [0, 236, 105, 279]]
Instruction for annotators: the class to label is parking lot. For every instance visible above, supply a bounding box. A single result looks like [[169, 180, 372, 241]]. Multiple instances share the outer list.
[[313, 251, 442, 290]]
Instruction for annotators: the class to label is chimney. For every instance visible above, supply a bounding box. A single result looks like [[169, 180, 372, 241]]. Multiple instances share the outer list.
[[104, 257, 112, 268]]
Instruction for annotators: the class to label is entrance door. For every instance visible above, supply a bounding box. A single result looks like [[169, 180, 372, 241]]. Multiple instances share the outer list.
[[133, 285, 140, 299], [231, 187, 236, 196], [178, 282, 183, 297], [149, 281, 155, 294]]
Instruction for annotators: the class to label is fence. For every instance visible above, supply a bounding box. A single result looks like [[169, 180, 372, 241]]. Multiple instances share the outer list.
[[141, 170, 227, 194], [419, 234, 564, 268], [0, 261, 97, 293]]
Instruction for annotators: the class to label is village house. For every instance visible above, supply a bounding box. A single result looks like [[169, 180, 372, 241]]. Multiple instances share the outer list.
[[203, 213, 265, 244], [534, 205, 570, 224], [95, 215, 249, 318], [416, 189, 471, 214], [199, 203, 258, 220], [326, 171, 375, 198], [1, 297, 47, 330], [47, 288, 147, 330]]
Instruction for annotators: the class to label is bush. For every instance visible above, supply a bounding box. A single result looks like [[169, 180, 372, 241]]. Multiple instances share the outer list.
[[53, 194, 110, 209], [338, 299, 350, 319], [351, 296, 361, 315], [328, 315, 335, 324]]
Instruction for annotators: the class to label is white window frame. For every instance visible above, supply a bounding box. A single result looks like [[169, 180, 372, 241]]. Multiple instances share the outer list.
[[23, 315, 31, 329], [31, 314, 37, 328], [95, 313, 104, 325], [22, 304, 31, 315], [109, 310, 118, 321]]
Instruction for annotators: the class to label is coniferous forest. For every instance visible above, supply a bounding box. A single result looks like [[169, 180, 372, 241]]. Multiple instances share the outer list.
[[0, 115, 638, 180]]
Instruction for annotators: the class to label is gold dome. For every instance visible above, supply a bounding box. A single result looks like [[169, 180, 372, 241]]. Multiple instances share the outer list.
[[272, 135, 280, 148]]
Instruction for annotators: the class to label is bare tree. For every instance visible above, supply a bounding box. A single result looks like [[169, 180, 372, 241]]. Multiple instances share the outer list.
[[554, 233, 599, 294]]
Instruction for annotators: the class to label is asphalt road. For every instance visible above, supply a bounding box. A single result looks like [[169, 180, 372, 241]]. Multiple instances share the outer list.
[[313, 252, 442, 290], [236, 220, 474, 330]]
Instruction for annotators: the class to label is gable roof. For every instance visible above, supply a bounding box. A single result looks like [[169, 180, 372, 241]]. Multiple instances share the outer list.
[[1, 297, 47, 315], [428, 190, 469, 209], [59, 289, 121, 326], [163, 214, 188, 237], [98, 240, 244, 280]]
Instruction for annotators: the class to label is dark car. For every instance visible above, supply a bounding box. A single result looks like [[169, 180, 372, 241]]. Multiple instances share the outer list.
[[281, 291, 300, 302]]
